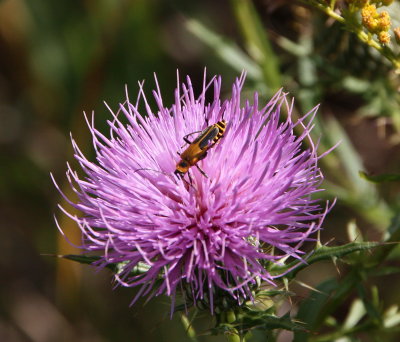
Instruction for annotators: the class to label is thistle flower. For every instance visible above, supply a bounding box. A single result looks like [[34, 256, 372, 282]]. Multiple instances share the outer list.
[[54, 72, 330, 311]]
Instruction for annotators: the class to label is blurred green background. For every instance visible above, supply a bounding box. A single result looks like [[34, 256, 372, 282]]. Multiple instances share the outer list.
[[1, 0, 400, 341]]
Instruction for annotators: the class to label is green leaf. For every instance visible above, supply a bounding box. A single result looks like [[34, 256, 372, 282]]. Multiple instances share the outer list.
[[61, 254, 151, 275], [294, 278, 339, 342], [342, 76, 370, 93], [370, 213, 400, 264], [230, 0, 282, 90], [62, 254, 102, 265], [294, 272, 363, 341], [255, 289, 294, 298], [357, 285, 382, 325], [240, 311, 306, 332], [271, 242, 380, 279], [321, 116, 392, 229], [359, 171, 400, 183], [213, 309, 306, 336], [343, 299, 366, 329], [62, 254, 118, 272], [384, 305, 400, 329], [367, 266, 400, 277], [185, 18, 262, 81]]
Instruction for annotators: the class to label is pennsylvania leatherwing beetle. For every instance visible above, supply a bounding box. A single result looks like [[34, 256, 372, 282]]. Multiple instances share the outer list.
[[134, 120, 227, 183], [174, 120, 227, 180]]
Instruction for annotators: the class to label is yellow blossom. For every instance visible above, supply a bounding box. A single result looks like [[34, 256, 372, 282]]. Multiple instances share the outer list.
[[377, 11, 391, 31], [362, 5, 380, 33], [378, 31, 390, 44], [361, 4, 391, 38]]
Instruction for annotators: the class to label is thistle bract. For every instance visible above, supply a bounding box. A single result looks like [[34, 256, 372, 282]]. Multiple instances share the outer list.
[[55, 73, 329, 310]]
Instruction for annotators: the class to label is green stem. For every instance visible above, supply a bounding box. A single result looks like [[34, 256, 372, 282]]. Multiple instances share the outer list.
[[306, 0, 345, 22]]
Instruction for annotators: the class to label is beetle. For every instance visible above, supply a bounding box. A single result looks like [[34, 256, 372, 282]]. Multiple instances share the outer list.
[[174, 120, 227, 180]]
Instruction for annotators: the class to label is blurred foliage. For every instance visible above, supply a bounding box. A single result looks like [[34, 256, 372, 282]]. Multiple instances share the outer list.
[[2, 0, 400, 341]]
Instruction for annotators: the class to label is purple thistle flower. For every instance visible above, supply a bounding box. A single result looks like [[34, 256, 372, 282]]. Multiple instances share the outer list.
[[54, 72, 330, 310]]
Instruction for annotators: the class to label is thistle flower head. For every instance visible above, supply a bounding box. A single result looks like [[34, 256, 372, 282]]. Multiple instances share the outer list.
[[55, 72, 330, 311]]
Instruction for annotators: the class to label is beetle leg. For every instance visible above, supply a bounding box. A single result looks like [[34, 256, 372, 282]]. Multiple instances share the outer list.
[[195, 164, 208, 178], [188, 171, 193, 184], [183, 137, 192, 145]]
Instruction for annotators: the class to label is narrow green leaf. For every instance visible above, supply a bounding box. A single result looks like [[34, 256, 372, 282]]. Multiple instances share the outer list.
[[61, 254, 151, 275], [215, 310, 306, 334], [242, 312, 305, 332], [62, 254, 118, 272], [62, 254, 102, 265], [343, 299, 366, 329], [384, 305, 400, 328], [357, 285, 382, 325], [271, 242, 380, 279], [322, 116, 392, 229], [359, 171, 400, 183], [342, 76, 370, 93], [370, 213, 400, 264], [294, 278, 338, 342], [295, 272, 362, 341], [255, 289, 294, 298], [185, 18, 262, 81], [368, 266, 400, 277], [230, 0, 282, 90]]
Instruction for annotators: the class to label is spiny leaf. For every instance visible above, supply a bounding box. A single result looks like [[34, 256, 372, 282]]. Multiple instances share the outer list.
[[271, 241, 380, 279], [239, 311, 306, 332], [212, 310, 306, 336], [62, 254, 101, 265], [62, 254, 118, 272], [61, 254, 151, 275]]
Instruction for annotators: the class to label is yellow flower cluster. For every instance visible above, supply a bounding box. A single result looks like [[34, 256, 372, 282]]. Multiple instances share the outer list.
[[361, 4, 391, 44]]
